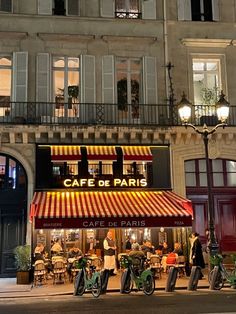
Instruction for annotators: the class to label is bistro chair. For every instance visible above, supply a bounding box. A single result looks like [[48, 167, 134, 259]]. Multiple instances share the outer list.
[[176, 255, 186, 277], [149, 255, 162, 279], [52, 260, 67, 284], [70, 259, 80, 283], [33, 260, 47, 286], [90, 257, 103, 271]]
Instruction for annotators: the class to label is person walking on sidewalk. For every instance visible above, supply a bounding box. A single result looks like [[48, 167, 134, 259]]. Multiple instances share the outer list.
[[103, 231, 117, 276], [191, 232, 205, 279]]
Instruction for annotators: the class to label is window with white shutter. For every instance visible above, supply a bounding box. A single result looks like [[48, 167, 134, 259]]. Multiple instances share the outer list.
[[178, 0, 219, 21], [52, 0, 80, 16]]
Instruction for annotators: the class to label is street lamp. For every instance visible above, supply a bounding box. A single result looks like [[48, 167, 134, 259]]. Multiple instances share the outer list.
[[177, 91, 230, 259]]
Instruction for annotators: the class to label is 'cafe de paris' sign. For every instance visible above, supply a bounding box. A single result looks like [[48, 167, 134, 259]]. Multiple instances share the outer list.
[[63, 177, 147, 188]]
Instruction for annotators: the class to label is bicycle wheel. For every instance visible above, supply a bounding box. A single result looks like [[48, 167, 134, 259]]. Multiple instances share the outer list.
[[91, 275, 102, 298], [121, 271, 133, 294], [208, 269, 224, 290], [74, 271, 85, 296], [143, 274, 155, 296]]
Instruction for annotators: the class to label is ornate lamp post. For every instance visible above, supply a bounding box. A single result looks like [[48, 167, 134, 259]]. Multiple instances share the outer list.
[[177, 91, 230, 259]]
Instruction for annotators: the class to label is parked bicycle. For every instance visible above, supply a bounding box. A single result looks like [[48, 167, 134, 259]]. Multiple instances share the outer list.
[[120, 255, 155, 295], [208, 254, 236, 290], [74, 257, 102, 298]]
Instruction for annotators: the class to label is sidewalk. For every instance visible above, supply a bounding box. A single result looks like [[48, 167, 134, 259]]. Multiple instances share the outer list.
[[0, 271, 210, 299]]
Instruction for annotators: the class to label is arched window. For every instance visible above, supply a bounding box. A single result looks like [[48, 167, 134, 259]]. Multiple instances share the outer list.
[[0, 154, 27, 190]]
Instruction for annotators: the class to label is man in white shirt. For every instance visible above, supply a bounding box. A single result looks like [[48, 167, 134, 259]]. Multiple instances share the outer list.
[[103, 231, 117, 276]]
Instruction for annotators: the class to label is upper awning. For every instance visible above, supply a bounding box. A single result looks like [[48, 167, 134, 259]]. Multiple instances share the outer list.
[[122, 146, 152, 161], [87, 146, 117, 160], [51, 146, 82, 161], [30, 191, 193, 229]]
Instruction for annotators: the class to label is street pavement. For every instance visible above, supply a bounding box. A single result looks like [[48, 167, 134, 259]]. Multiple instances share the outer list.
[[0, 270, 211, 299]]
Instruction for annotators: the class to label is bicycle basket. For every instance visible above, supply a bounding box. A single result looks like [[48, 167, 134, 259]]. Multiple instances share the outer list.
[[210, 254, 223, 266], [120, 256, 131, 269], [76, 258, 87, 269]]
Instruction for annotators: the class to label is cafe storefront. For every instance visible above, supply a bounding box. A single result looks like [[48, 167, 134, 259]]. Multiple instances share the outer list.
[[30, 145, 193, 257]]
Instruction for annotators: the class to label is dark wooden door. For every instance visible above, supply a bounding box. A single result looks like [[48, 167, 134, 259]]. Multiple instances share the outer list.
[[0, 211, 24, 277], [217, 199, 236, 252]]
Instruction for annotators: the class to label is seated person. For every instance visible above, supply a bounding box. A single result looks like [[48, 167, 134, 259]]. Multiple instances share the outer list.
[[129, 243, 146, 274], [51, 238, 63, 255], [141, 240, 155, 257], [160, 242, 172, 273], [34, 243, 45, 262], [173, 242, 183, 256], [67, 241, 83, 277], [34, 243, 52, 278]]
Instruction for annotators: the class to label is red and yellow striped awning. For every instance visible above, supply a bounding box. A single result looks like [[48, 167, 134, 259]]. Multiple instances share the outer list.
[[30, 191, 193, 229], [51, 146, 81, 161], [122, 146, 152, 161], [87, 146, 117, 160]]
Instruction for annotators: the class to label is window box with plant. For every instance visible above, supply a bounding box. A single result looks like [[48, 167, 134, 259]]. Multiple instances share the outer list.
[[14, 244, 31, 284]]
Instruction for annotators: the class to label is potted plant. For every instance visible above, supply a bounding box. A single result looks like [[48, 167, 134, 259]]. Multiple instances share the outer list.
[[14, 244, 31, 284]]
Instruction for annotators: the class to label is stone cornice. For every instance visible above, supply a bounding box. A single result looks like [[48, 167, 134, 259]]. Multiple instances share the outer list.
[[0, 125, 235, 146], [181, 38, 232, 48]]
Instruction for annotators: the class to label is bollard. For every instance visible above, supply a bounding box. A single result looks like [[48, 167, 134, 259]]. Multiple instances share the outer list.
[[120, 269, 131, 294], [209, 266, 220, 290], [73, 270, 84, 296], [100, 269, 110, 294], [187, 266, 202, 291], [165, 267, 178, 292]]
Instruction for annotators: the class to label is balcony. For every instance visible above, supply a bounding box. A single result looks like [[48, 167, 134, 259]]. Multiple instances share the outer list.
[[0, 102, 236, 127]]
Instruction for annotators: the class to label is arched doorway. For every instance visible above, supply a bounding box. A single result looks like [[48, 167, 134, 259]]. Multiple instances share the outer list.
[[185, 158, 236, 252], [0, 154, 27, 277]]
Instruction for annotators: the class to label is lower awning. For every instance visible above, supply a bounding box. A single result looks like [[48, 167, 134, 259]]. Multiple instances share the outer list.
[[30, 191, 193, 229]]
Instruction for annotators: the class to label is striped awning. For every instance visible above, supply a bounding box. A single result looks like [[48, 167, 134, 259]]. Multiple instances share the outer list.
[[87, 146, 117, 160], [51, 146, 81, 161], [30, 191, 193, 229], [122, 146, 152, 161]]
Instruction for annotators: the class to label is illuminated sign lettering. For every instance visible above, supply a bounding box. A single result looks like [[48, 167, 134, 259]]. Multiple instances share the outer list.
[[63, 178, 147, 188]]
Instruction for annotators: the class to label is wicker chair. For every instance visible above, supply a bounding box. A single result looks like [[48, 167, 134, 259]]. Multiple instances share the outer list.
[[34, 260, 47, 286]]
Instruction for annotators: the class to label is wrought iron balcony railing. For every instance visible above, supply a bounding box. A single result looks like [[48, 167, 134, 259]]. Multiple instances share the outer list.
[[0, 102, 236, 127]]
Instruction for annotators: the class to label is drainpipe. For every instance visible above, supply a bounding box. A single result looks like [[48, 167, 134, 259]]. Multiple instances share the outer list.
[[163, 0, 169, 114]]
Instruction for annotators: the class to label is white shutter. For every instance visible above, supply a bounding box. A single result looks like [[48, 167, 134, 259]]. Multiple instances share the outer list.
[[100, 0, 115, 18], [142, 0, 156, 20], [67, 0, 79, 16], [177, 0, 191, 21], [143, 56, 157, 104], [80, 55, 96, 123], [212, 0, 219, 21], [13, 52, 28, 102], [143, 56, 157, 124], [36, 53, 50, 102], [102, 55, 115, 124], [38, 0, 52, 15], [102, 55, 115, 103], [81, 55, 95, 103]]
